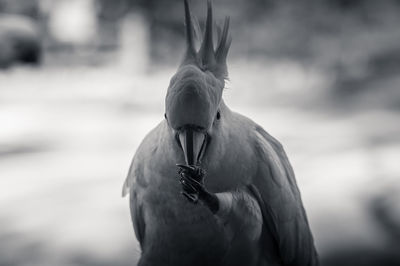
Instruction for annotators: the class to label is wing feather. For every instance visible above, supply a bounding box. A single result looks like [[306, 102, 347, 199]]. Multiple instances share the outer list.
[[122, 122, 164, 249], [130, 186, 145, 247], [123, 153, 146, 249], [253, 125, 318, 266]]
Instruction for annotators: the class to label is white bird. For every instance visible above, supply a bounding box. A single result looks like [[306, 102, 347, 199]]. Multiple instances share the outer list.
[[123, 1, 318, 265]]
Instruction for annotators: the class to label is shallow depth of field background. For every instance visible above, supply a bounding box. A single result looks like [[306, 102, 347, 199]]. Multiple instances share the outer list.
[[0, 0, 399, 265]]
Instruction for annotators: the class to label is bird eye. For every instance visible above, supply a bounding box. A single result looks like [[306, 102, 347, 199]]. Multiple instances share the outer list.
[[164, 113, 168, 120], [216, 111, 221, 120]]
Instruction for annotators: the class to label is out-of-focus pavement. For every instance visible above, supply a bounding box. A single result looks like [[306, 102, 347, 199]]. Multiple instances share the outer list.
[[0, 60, 399, 265]]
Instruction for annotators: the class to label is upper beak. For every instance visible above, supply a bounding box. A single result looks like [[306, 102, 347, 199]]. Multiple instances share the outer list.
[[178, 128, 207, 166]]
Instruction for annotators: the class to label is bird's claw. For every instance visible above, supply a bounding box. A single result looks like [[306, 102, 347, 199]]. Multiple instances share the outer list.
[[176, 164, 204, 177], [181, 191, 199, 203], [176, 164, 196, 172], [177, 164, 206, 204], [176, 164, 219, 213]]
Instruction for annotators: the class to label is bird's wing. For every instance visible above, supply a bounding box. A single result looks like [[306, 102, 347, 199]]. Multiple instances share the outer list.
[[122, 122, 164, 248], [122, 153, 136, 198], [251, 125, 318, 266], [122, 150, 146, 248], [130, 184, 146, 247]]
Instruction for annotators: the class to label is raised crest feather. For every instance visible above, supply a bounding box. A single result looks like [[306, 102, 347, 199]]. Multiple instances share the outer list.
[[199, 0, 216, 69], [182, 0, 231, 80]]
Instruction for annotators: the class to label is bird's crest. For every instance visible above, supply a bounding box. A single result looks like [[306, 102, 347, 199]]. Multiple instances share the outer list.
[[182, 0, 231, 80]]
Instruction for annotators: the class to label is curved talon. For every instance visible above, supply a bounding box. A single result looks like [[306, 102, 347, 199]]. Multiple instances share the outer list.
[[176, 164, 196, 171], [181, 173, 203, 188], [181, 191, 199, 203], [182, 181, 198, 194], [179, 175, 197, 193], [177, 164, 205, 179]]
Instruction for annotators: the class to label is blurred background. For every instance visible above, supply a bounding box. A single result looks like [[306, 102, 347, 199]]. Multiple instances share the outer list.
[[0, 0, 399, 265]]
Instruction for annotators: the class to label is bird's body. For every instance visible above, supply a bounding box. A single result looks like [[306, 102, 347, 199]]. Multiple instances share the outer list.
[[124, 103, 316, 266], [123, 1, 318, 265], [126, 103, 260, 265]]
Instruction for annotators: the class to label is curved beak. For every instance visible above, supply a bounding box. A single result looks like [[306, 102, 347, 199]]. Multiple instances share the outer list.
[[178, 128, 207, 166]]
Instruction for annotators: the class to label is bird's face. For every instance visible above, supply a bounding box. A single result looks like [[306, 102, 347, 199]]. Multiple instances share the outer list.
[[164, 0, 230, 166], [165, 64, 224, 166]]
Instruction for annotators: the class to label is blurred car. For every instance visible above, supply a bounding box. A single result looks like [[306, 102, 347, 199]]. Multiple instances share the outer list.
[[0, 14, 41, 68]]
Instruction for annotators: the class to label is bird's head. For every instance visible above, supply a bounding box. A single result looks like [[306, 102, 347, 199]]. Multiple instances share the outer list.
[[165, 0, 231, 166]]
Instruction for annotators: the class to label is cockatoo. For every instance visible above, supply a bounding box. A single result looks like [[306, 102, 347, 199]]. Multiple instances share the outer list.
[[122, 1, 318, 265]]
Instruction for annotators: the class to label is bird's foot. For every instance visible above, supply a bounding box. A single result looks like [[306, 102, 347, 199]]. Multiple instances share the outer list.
[[177, 164, 205, 203], [177, 164, 219, 213]]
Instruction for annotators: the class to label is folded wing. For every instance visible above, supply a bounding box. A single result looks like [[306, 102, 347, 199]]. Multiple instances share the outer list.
[[252, 126, 319, 266]]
